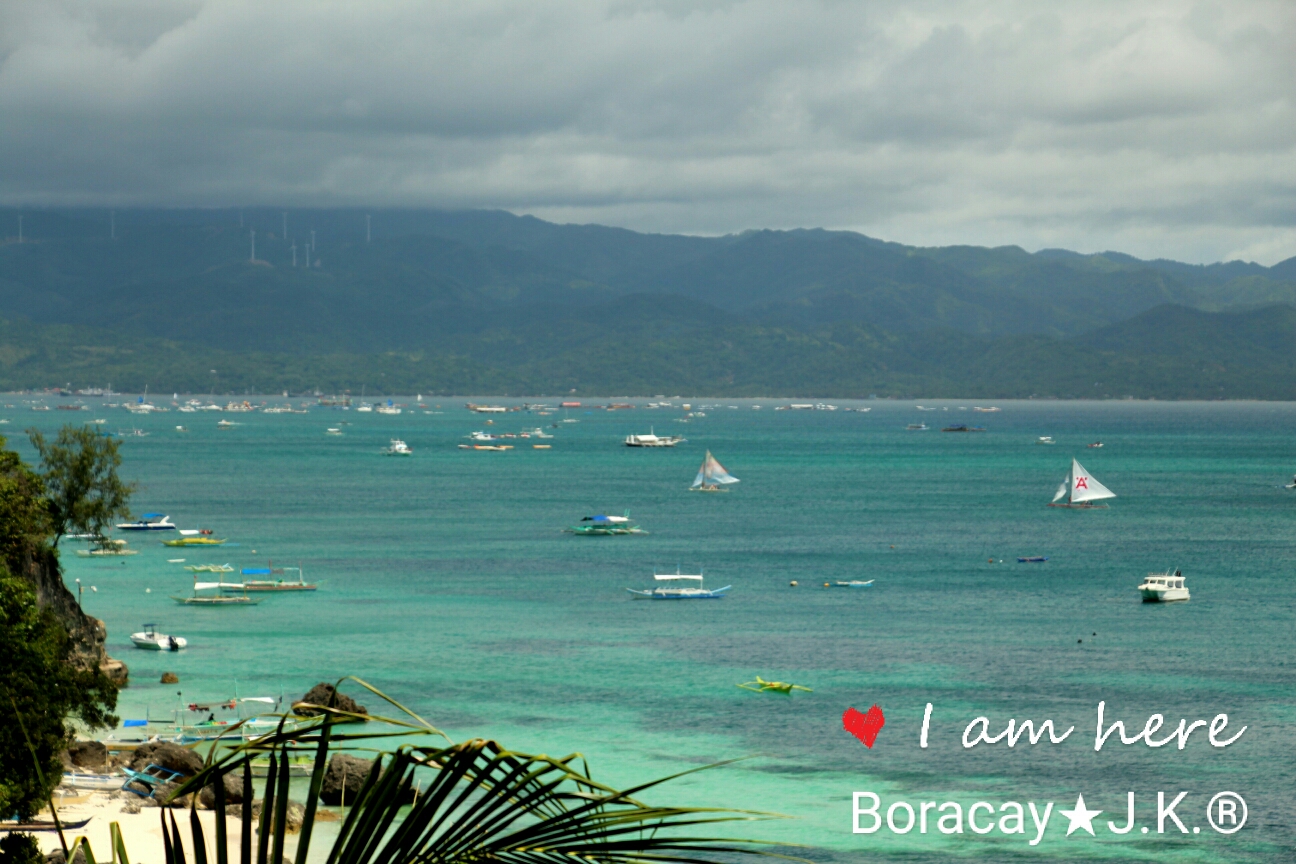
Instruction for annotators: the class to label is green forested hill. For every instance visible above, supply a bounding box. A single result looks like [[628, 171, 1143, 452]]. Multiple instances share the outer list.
[[0, 207, 1293, 397]]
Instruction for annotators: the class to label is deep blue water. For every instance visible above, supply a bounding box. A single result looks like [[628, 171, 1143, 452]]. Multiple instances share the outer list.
[[11, 397, 1295, 862]]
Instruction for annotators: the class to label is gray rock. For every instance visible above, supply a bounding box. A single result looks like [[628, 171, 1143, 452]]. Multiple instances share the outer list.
[[67, 740, 108, 769], [236, 800, 306, 834], [292, 683, 368, 720], [128, 741, 204, 776], [121, 798, 143, 814], [318, 754, 373, 805], [197, 771, 246, 809]]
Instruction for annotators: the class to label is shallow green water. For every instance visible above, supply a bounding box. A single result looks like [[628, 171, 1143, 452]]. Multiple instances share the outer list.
[[13, 398, 1295, 862]]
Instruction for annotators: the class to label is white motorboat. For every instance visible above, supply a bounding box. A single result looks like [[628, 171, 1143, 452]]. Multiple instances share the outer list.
[[376, 400, 401, 415], [326, 428, 344, 435], [130, 625, 188, 650], [1138, 569, 1190, 603], [625, 428, 686, 447], [383, 439, 413, 455], [1048, 458, 1116, 509], [1036, 436, 1056, 445], [627, 570, 730, 599], [117, 513, 176, 530]]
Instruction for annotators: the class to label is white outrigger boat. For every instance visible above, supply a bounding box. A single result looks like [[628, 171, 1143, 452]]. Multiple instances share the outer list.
[[1048, 458, 1116, 508], [1138, 569, 1190, 603], [627, 570, 731, 599], [172, 575, 259, 605], [130, 625, 187, 651], [690, 451, 740, 492], [624, 428, 686, 447]]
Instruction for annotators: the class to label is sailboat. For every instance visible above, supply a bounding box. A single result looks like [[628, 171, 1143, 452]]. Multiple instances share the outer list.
[[690, 451, 740, 492], [1048, 458, 1116, 509]]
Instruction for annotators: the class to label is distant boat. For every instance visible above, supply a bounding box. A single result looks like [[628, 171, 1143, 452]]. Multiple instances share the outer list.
[[625, 428, 685, 447], [1138, 569, 1189, 602], [130, 625, 187, 651], [1017, 556, 1049, 563], [627, 570, 730, 599], [376, 400, 401, 415], [690, 450, 740, 492], [830, 580, 874, 588], [942, 425, 986, 432], [1088, 442, 1104, 448], [905, 423, 929, 431], [162, 536, 226, 547], [237, 565, 318, 592], [1035, 436, 1056, 445], [1049, 458, 1116, 509], [566, 511, 645, 535], [75, 538, 138, 557], [326, 428, 343, 435], [383, 439, 412, 455], [172, 575, 259, 606]]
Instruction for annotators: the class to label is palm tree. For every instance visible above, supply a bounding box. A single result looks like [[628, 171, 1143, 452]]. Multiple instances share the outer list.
[[131, 678, 796, 864]]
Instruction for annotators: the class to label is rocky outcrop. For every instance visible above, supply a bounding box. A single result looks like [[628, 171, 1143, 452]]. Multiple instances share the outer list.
[[197, 771, 247, 809], [319, 754, 374, 805], [17, 544, 128, 685], [293, 683, 368, 720], [161, 672, 179, 684], [129, 741, 204, 776], [234, 800, 307, 833], [67, 740, 108, 769]]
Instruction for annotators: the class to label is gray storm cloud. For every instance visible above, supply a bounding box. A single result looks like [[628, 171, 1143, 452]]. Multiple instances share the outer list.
[[1, 0, 1293, 263]]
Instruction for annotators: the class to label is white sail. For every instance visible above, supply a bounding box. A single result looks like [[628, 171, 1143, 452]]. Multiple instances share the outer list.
[[1052, 480, 1068, 503], [702, 451, 740, 485], [1069, 458, 1115, 503]]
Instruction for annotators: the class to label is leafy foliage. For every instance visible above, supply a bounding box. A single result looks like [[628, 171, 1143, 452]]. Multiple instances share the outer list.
[[159, 678, 792, 864], [0, 571, 119, 820], [27, 425, 136, 544]]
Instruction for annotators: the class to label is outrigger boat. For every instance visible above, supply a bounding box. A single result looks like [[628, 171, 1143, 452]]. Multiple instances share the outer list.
[[1048, 458, 1116, 509], [565, 510, 645, 535], [690, 450, 740, 492], [627, 570, 730, 599], [184, 563, 234, 573], [624, 428, 685, 447], [172, 575, 259, 605], [737, 676, 812, 694], [236, 565, 318, 592], [163, 536, 226, 547]]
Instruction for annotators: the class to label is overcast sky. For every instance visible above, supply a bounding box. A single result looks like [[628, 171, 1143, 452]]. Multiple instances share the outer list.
[[2, 1, 1293, 264]]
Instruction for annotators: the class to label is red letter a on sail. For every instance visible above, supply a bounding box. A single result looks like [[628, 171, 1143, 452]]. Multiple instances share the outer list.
[[1075, 476, 1089, 489]]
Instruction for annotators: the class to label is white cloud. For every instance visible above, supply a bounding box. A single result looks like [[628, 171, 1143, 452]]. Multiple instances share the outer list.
[[0, 0, 1293, 263]]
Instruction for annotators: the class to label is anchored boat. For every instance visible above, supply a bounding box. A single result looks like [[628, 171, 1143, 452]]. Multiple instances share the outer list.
[[130, 624, 187, 651], [1049, 458, 1116, 508], [1138, 569, 1190, 602], [690, 450, 740, 492], [627, 570, 730, 599], [117, 513, 176, 530], [237, 565, 318, 592], [172, 575, 259, 605], [624, 428, 685, 447], [566, 511, 645, 535]]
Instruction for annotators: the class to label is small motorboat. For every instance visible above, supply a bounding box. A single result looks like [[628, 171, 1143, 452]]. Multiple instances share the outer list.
[[130, 625, 187, 651], [905, 423, 929, 431], [116, 513, 176, 531], [829, 580, 875, 588], [1035, 436, 1056, 445], [326, 428, 344, 435], [1138, 569, 1190, 603], [1017, 556, 1049, 563], [1088, 442, 1104, 448], [383, 439, 413, 455]]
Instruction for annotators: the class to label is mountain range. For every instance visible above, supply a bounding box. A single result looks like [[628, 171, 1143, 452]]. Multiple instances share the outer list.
[[1, 207, 1294, 397]]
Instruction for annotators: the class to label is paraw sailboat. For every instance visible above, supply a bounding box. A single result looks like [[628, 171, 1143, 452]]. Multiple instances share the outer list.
[[690, 451, 740, 492], [1049, 458, 1116, 509]]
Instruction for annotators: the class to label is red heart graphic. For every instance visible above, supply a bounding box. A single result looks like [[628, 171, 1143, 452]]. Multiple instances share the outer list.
[[843, 705, 886, 748]]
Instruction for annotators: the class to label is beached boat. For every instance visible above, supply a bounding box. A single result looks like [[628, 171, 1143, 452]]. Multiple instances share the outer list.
[[237, 565, 318, 592], [130, 625, 187, 651], [117, 513, 176, 530], [60, 770, 126, 791], [162, 536, 226, 547], [690, 450, 740, 492], [624, 428, 685, 447], [565, 511, 645, 535], [1138, 569, 1190, 602], [627, 570, 730, 599], [172, 575, 259, 606], [383, 438, 412, 455], [1049, 458, 1116, 509]]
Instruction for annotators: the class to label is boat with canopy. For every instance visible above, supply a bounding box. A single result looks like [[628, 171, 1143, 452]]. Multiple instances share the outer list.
[[172, 574, 259, 605], [1049, 458, 1116, 509], [565, 510, 645, 535], [626, 570, 731, 599], [235, 564, 318, 592], [690, 450, 740, 492]]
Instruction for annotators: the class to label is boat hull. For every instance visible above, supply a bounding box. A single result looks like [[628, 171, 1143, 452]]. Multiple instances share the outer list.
[[1047, 503, 1109, 509], [1140, 587, 1190, 602], [626, 586, 731, 599]]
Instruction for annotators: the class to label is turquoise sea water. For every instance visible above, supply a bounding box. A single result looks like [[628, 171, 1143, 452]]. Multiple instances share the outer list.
[[13, 398, 1296, 862]]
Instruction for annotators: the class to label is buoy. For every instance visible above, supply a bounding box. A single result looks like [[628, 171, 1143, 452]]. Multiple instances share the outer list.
[[823, 582, 830, 587], [987, 558, 993, 563], [145, 588, 151, 593], [790, 580, 798, 587], [890, 545, 895, 549]]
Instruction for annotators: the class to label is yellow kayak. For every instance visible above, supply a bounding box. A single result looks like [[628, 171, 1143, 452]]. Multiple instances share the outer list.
[[162, 537, 226, 547]]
